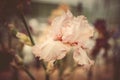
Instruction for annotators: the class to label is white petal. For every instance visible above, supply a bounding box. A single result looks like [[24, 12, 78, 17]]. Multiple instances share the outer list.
[[73, 46, 94, 66], [32, 39, 70, 62]]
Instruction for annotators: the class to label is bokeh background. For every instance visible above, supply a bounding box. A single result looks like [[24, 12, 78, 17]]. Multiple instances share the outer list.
[[0, 0, 120, 80]]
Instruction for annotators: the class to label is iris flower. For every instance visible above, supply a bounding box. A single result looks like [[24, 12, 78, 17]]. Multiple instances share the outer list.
[[32, 10, 94, 68]]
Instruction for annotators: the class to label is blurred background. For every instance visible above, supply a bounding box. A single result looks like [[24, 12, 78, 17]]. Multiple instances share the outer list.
[[0, 0, 120, 80]]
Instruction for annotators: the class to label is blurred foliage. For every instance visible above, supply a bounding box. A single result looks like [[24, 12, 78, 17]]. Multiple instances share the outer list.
[[0, 0, 31, 22]]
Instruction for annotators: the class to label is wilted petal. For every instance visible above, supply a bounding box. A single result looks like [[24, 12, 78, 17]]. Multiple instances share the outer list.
[[73, 46, 94, 66], [47, 60, 55, 73], [16, 32, 32, 46], [32, 39, 70, 62]]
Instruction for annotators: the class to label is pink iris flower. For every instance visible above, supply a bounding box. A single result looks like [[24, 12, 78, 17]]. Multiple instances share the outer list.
[[32, 10, 94, 68]]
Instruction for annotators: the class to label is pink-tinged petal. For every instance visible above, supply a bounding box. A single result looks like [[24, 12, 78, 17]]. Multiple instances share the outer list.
[[66, 10, 73, 18], [50, 14, 65, 40], [50, 10, 94, 44], [51, 10, 73, 41], [73, 46, 94, 66], [61, 14, 94, 44], [32, 39, 70, 62]]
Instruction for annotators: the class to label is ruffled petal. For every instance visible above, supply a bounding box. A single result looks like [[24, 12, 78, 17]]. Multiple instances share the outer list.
[[32, 39, 70, 62], [51, 10, 73, 41], [73, 46, 94, 66], [61, 14, 94, 44]]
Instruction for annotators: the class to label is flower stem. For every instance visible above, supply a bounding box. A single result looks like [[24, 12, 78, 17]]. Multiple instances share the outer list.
[[40, 60, 49, 80], [19, 12, 49, 80], [19, 12, 35, 45], [22, 66, 36, 80]]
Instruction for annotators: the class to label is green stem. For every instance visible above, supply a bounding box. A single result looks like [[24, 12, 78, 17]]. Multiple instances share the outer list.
[[22, 66, 35, 80], [19, 12, 49, 80], [11, 64, 35, 80], [19, 13, 35, 45], [40, 60, 49, 80]]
